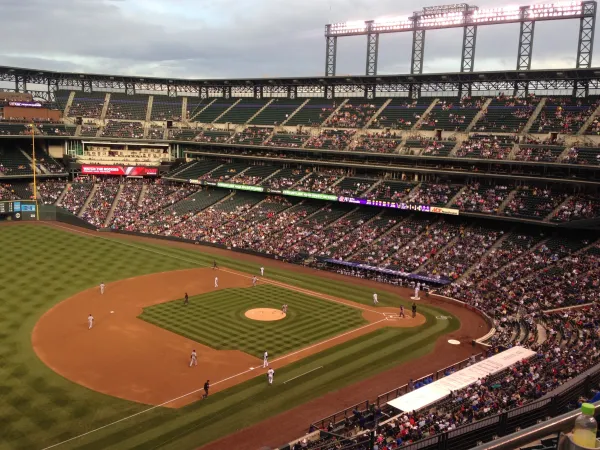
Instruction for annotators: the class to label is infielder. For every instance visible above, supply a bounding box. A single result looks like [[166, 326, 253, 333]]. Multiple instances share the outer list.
[[190, 349, 197, 367], [184, 292, 189, 306], [267, 368, 275, 385], [260, 266, 264, 276], [252, 276, 257, 287], [373, 292, 378, 305], [263, 351, 269, 368], [214, 276, 219, 288], [213, 260, 218, 270], [399, 305, 405, 318], [88, 314, 94, 330], [100, 282, 105, 295]]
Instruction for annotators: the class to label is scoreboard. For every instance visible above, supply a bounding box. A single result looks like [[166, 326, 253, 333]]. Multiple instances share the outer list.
[[0, 201, 37, 220]]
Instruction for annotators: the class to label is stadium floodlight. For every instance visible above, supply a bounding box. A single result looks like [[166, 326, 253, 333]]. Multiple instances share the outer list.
[[324, 0, 596, 77]]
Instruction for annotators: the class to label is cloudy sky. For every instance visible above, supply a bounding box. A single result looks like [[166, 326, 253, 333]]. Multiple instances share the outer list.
[[0, 0, 594, 79]]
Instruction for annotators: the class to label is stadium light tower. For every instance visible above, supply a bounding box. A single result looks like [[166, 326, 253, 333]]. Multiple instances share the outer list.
[[324, 0, 597, 76]]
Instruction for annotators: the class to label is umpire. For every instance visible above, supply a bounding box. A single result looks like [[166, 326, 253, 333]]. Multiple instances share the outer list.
[[412, 302, 417, 318]]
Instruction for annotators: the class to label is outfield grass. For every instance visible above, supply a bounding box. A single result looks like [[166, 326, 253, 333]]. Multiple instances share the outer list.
[[0, 224, 460, 450], [140, 284, 366, 357]]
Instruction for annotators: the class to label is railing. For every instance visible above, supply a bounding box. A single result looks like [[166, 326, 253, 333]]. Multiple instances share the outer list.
[[305, 362, 600, 450]]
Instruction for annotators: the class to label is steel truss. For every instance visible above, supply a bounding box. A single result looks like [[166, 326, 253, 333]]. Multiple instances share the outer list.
[[1, 66, 600, 101], [517, 14, 535, 71], [411, 29, 426, 75], [365, 21, 379, 76], [324, 1, 596, 76], [577, 1, 597, 68], [461, 25, 477, 73]]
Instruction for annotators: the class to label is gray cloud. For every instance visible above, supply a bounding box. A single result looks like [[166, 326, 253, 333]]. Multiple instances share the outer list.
[[0, 0, 595, 79]]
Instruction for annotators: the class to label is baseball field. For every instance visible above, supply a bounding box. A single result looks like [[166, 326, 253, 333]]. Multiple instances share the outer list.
[[0, 223, 486, 450]]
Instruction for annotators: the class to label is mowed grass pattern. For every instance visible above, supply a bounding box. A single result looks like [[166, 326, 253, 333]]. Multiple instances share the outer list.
[[140, 284, 366, 357], [0, 224, 461, 450]]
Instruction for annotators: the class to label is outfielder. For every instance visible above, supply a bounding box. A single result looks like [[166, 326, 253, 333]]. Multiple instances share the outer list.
[[190, 349, 197, 367], [263, 351, 269, 368], [100, 282, 105, 295], [373, 292, 378, 305], [267, 368, 275, 385], [214, 276, 219, 288], [88, 314, 94, 330], [260, 266, 264, 276]]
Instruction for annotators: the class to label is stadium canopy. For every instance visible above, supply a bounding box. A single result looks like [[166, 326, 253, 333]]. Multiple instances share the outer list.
[[387, 346, 536, 413]]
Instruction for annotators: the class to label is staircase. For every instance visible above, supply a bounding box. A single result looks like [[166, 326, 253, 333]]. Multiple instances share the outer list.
[[446, 186, 467, 207], [103, 184, 125, 227], [411, 99, 439, 131], [522, 98, 546, 134], [56, 183, 71, 206], [497, 188, 518, 214], [544, 194, 573, 221], [455, 230, 513, 282], [508, 143, 521, 160], [577, 102, 600, 135], [246, 99, 274, 124], [362, 179, 383, 197], [281, 99, 310, 126], [189, 99, 217, 121], [19, 148, 50, 174], [145, 96, 154, 122], [416, 233, 461, 273], [465, 98, 492, 132], [181, 97, 188, 121], [100, 93, 111, 120], [322, 99, 349, 126], [63, 91, 76, 117], [75, 124, 82, 137], [142, 122, 151, 139], [137, 184, 148, 206], [290, 171, 314, 189], [448, 134, 468, 157], [364, 99, 392, 129], [77, 184, 99, 218], [259, 168, 282, 186], [212, 99, 242, 124]]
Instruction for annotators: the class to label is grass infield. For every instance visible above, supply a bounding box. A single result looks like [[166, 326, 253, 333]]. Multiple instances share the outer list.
[[0, 224, 460, 450], [140, 284, 367, 357]]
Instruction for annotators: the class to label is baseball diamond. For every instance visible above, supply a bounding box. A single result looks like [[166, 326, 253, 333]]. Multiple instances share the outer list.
[[2, 1, 600, 448]]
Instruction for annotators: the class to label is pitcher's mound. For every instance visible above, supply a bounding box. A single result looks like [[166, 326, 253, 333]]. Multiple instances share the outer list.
[[245, 308, 286, 321]]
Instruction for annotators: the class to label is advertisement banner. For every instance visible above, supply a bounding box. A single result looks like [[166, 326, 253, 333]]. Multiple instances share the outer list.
[[218, 182, 264, 192], [322, 258, 451, 285], [338, 196, 459, 216], [282, 190, 338, 201], [81, 165, 158, 176], [8, 101, 43, 108]]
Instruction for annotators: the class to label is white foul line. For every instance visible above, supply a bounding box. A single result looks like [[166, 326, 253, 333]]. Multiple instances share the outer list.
[[283, 366, 323, 384], [39, 224, 389, 449]]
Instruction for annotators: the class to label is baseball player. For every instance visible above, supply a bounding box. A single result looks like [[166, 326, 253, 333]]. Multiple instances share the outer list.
[[100, 282, 105, 295], [184, 292, 189, 306], [263, 351, 269, 368], [399, 305, 405, 318], [189, 349, 197, 367], [373, 292, 378, 305], [202, 380, 210, 399], [213, 260, 218, 270], [214, 276, 219, 288], [267, 367, 275, 385], [88, 314, 94, 330], [260, 266, 264, 276], [252, 276, 257, 287], [414, 284, 420, 299], [412, 302, 417, 318]]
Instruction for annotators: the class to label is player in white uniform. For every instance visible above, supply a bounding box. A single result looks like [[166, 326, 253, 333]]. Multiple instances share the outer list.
[[88, 314, 94, 330], [260, 266, 264, 277], [267, 368, 275, 385], [252, 276, 257, 287], [373, 293, 378, 305], [414, 284, 420, 299], [214, 276, 219, 288], [190, 350, 198, 367], [100, 282, 105, 295], [263, 351, 269, 368]]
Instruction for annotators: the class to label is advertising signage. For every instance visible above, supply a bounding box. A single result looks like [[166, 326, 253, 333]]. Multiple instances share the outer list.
[[81, 165, 158, 176], [187, 179, 459, 216]]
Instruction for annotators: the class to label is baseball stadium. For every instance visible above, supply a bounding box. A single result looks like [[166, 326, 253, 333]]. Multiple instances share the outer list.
[[1, 1, 600, 450]]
